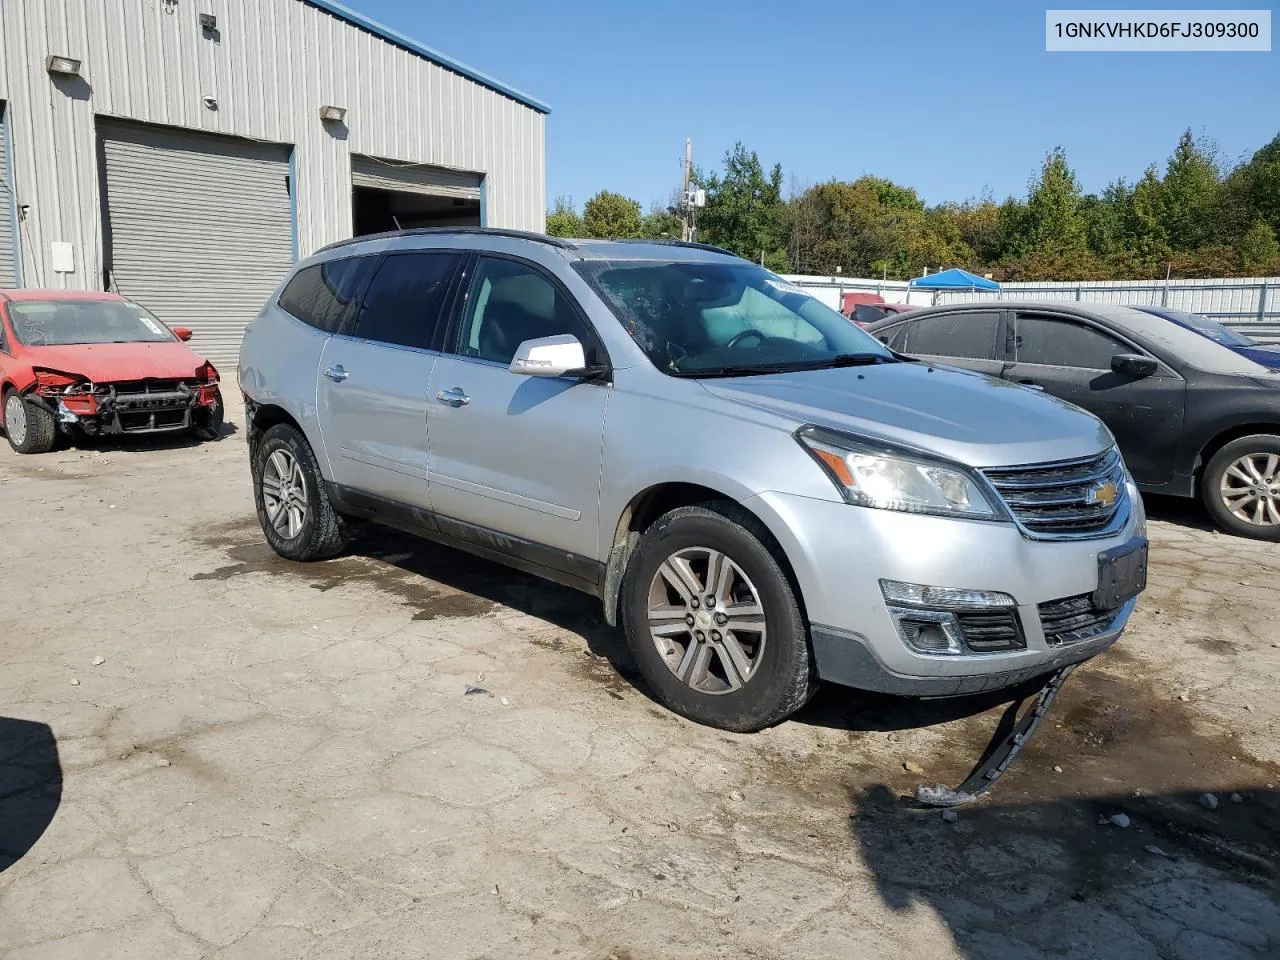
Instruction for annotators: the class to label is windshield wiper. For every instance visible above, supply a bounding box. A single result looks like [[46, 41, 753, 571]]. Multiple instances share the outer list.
[[776, 353, 896, 371], [671, 364, 791, 379]]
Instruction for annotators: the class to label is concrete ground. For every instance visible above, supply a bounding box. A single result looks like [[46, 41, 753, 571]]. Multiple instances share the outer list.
[[1, 392, 1277, 959]]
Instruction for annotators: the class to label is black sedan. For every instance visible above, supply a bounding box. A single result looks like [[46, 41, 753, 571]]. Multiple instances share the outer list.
[[865, 301, 1280, 539]]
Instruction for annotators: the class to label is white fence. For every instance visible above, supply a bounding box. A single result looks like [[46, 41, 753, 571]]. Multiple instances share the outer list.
[[784, 274, 1280, 343]]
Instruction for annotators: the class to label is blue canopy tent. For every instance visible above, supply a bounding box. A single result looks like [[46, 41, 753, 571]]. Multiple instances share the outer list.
[[907, 268, 1000, 304]]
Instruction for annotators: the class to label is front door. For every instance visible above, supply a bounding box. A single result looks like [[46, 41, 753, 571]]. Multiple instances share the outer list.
[[425, 255, 610, 565], [316, 250, 463, 507], [1003, 310, 1186, 485]]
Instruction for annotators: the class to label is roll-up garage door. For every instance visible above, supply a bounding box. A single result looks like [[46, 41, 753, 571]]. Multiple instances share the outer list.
[[98, 120, 295, 368], [0, 102, 17, 288], [351, 156, 482, 200]]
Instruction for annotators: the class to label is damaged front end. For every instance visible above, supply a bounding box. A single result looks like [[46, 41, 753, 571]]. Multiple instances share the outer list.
[[25, 364, 221, 436]]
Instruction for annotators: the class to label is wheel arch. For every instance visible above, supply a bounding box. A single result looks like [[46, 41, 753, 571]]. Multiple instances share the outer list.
[[1193, 423, 1280, 493], [600, 481, 807, 629]]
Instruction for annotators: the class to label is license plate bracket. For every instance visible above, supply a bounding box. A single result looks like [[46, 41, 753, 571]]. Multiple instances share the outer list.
[[1093, 540, 1148, 610]]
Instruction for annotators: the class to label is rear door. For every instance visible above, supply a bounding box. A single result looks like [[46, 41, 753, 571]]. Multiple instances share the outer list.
[[1003, 311, 1186, 484], [899, 309, 1006, 378], [316, 250, 464, 507], [425, 254, 611, 565]]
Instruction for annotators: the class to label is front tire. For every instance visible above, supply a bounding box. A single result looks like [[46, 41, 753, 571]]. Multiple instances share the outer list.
[[3, 389, 56, 454], [1202, 435, 1280, 540], [251, 423, 348, 561], [620, 503, 816, 732]]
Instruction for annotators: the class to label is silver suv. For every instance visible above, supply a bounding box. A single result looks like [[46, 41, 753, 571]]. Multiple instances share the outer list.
[[239, 229, 1148, 732]]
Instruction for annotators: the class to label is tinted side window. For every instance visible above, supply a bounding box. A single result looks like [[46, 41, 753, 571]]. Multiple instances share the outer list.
[[908, 311, 1000, 360], [1015, 314, 1127, 369], [278, 258, 371, 333], [873, 322, 908, 350], [854, 304, 887, 324], [352, 252, 462, 350], [459, 257, 596, 365]]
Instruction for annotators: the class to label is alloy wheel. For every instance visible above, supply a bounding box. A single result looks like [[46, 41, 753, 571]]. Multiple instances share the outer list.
[[5, 395, 27, 446], [261, 449, 309, 539], [1220, 453, 1280, 527], [646, 546, 767, 695]]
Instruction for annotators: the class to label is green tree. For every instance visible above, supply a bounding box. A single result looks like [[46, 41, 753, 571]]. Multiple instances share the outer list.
[[581, 190, 642, 239], [1082, 180, 1133, 257], [1239, 220, 1280, 273], [1224, 134, 1280, 240], [696, 143, 787, 265], [991, 196, 1031, 261], [639, 199, 683, 241], [1159, 130, 1224, 250], [545, 195, 584, 238], [949, 198, 1001, 264], [1024, 147, 1088, 256]]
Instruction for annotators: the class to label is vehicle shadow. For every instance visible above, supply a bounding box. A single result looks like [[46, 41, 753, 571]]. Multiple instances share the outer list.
[[63, 418, 239, 454], [347, 525, 640, 674], [1141, 492, 1217, 533], [851, 783, 1280, 957], [344, 525, 1068, 731], [0, 718, 62, 873]]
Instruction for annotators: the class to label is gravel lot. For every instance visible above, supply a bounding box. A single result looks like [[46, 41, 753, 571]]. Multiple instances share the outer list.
[[1, 391, 1278, 959]]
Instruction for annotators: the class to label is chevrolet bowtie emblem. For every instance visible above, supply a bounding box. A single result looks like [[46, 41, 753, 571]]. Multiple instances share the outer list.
[[1089, 480, 1119, 508]]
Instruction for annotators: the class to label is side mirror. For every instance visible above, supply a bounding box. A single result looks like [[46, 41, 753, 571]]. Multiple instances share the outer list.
[[1111, 353, 1157, 378], [172, 326, 193, 342], [509, 334, 602, 379]]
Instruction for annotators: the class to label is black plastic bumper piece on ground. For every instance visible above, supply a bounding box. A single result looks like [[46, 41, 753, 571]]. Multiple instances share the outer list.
[[915, 664, 1076, 807]]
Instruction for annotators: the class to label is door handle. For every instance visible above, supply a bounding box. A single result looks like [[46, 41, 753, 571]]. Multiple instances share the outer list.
[[324, 364, 349, 383], [436, 387, 470, 407]]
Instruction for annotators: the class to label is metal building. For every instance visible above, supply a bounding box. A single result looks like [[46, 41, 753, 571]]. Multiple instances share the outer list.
[[0, 0, 549, 364]]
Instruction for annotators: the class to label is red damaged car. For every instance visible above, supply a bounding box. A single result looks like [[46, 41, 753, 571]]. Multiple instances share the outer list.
[[0, 290, 223, 454]]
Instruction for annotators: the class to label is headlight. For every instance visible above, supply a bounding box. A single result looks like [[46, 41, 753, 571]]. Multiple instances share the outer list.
[[797, 427, 1005, 520]]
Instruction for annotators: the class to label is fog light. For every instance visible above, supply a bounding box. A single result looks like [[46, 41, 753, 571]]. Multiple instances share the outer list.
[[887, 607, 965, 655], [881, 580, 1016, 609]]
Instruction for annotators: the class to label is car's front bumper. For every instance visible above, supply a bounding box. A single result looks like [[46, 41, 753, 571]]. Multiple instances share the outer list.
[[30, 383, 219, 435], [745, 485, 1146, 697]]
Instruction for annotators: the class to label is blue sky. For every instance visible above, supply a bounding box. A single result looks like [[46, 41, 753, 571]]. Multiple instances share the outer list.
[[354, 0, 1277, 210]]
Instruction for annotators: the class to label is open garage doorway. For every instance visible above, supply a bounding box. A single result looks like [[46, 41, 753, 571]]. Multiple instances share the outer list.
[[351, 156, 483, 236]]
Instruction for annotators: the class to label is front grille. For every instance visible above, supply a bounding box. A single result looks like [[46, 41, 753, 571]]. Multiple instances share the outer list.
[[956, 609, 1025, 652], [982, 448, 1127, 539], [1038, 594, 1119, 646]]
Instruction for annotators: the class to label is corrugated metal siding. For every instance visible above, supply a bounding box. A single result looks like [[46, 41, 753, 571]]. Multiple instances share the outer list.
[[0, 0, 546, 292], [351, 155, 482, 199], [0, 103, 17, 287], [99, 121, 294, 367]]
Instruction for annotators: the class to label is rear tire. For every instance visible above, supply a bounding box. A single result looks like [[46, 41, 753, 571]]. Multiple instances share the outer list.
[[3, 389, 57, 454], [620, 503, 816, 732], [1202, 435, 1280, 541], [251, 423, 348, 561]]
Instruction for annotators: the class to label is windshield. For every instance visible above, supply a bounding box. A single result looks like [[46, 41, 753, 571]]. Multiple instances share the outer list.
[[1150, 307, 1257, 348], [576, 260, 895, 376], [8, 300, 177, 347]]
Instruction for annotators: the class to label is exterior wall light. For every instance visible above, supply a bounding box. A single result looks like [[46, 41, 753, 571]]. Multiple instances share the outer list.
[[319, 105, 347, 123], [46, 55, 82, 76]]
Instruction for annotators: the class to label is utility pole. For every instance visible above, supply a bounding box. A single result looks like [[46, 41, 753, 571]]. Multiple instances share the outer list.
[[681, 139, 693, 242]]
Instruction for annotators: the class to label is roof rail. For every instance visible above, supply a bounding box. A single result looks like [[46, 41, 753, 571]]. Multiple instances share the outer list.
[[317, 226, 577, 255], [611, 238, 740, 258]]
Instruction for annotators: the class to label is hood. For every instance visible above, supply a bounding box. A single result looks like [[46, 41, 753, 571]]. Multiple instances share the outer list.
[[24, 341, 211, 383], [1234, 344, 1280, 370], [699, 361, 1113, 468]]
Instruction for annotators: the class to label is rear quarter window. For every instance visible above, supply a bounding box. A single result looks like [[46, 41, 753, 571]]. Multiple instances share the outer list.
[[278, 257, 373, 333]]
